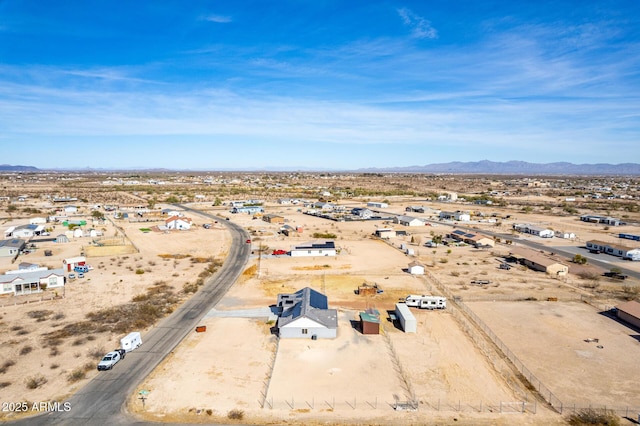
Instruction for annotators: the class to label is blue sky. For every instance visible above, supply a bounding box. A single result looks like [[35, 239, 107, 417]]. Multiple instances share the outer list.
[[1, 1, 639, 170]]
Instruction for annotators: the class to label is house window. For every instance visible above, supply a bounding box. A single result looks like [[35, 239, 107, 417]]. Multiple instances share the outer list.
[[301, 329, 308, 335]]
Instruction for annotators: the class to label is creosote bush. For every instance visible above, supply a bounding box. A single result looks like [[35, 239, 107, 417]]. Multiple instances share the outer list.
[[227, 409, 245, 420], [567, 408, 619, 426], [25, 374, 47, 389]]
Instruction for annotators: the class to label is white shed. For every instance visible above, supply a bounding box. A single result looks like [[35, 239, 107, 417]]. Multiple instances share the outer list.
[[407, 261, 424, 275], [395, 303, 416, 333]]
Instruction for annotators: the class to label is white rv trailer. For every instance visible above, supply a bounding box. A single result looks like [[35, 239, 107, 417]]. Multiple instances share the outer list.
[[405, 295, 447, 310]]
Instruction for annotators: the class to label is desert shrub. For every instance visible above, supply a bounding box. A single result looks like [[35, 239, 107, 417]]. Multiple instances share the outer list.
[[67, 368, 86, 383], [0, 381, 10, 388], [450, 271, 460, 277], [0, 359, 16, 374], [72, 337, 85, 346], [183, 282, 198, 294], [19, 346, 33, 355], [135, 269, 145, 275], [16, 329, 29, 336], [311, 232, 337, 239], [50, 363, 59, 370], [86, 335, 96, 341], [88, 346, 106, 359], [439, 258, 448, 264], [227, 409, 244, 420], [49, 347, 60, 356], [206, 409, 213, 415], [25, 374, 47, 389], [82, 362, 95, 371], [27, 310, 53, 321], [10, 325, 23, 331], [567, 408, 619, 426], [53, 312, 66, 320]]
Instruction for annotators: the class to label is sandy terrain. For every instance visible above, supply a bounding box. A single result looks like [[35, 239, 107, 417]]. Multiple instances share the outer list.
[[131, 205, 571, 425], [1, 192, 637, 425], [468, 300, 640, 408], [0, 206, 228, 420]]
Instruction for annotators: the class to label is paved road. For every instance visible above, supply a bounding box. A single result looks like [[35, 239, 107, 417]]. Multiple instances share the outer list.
[[430, 220, 640, 281], [11, 206, 249, 426]]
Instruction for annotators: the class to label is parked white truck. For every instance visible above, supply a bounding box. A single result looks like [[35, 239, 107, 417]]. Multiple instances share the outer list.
[[120, 332, 142, 352], [405, 295, 447, 310]]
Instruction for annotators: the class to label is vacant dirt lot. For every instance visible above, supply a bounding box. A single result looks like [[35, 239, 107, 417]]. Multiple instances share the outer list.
[[468, 300, 640, 408]]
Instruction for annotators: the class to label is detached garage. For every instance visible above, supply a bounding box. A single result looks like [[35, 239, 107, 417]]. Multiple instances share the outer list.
[[616, 300, 640, 329]]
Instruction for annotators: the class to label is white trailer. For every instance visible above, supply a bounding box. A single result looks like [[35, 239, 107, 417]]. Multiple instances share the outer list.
[[405, 295, 447, 310], [395, 303, 416, 333], [120, 332, 142, 352]]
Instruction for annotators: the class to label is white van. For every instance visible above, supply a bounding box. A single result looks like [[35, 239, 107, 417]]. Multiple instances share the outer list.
[[120, 332, 142, 352]]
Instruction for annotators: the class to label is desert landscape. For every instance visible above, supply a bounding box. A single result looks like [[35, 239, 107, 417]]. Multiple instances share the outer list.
[[0, 171, 639, 425]]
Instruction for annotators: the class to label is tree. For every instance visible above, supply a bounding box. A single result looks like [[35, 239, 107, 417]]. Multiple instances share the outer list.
[[572, 254, 588, 265], [91, 210, 105, 220], [432, 234, 443, 245]]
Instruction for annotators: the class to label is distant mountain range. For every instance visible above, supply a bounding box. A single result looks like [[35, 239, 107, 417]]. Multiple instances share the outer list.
[[358, 160, 640, 175], [1, 161, 639, 175], [0, 164, 40, 172]]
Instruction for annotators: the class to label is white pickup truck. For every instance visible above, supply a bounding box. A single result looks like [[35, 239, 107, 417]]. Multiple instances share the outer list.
[[97, 349, 126, 371]]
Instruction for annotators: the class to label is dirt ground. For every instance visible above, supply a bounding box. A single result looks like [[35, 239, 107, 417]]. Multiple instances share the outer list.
[[1, 195, 638, 425], [468, 300, 640, 408], [131, 204, 573, 425], [0, 206, 227, 420]]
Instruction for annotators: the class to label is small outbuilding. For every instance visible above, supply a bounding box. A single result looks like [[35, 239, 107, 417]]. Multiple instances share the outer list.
[[359, 309, 380, 335], [395, 303, 416, 333], [616, 300, 640, 329], [407, 261, 425, 275]]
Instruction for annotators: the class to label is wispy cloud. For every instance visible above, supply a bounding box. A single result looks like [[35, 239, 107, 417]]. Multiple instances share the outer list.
[[397, 8, 437, 39], [202, 14, 232, 24]]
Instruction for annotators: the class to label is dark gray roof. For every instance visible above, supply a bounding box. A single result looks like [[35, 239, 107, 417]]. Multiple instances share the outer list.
[[0, 238, 26, 249], [277, 287, 337, 329], [294, 241, 335, 250]]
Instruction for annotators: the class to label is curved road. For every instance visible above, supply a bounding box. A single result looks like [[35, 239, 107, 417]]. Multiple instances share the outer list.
[[11, 206, 249, 426]]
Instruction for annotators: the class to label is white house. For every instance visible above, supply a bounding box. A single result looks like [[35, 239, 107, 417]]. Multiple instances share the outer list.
[[0, 268, 65, 296], [165, 216, 192, 230], [64, 205, 78, 214], [407, 261, 425, 275], [439, 211, 470, 221], [351, 208, 373, 219], [375, 229, 396, 239], [29, 217, 47, 225], [513, 224, 554, 238], [394, 215, 424, 227], [11, 225, 36, 239], [276, 287, 338, 339], [313, 202, 334, 211], [290, 241, 337, 257], [586, 240, 640, 260]]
